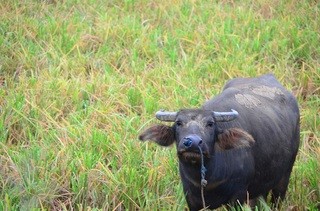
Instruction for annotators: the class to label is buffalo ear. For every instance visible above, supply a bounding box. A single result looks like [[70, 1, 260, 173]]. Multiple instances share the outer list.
[[216, 128, 255, 150], [139, 124, 175, 146]]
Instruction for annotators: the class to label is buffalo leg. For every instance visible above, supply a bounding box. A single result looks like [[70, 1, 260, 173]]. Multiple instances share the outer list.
[[271, 172, 291, 206], [271, 147, 298, 207]]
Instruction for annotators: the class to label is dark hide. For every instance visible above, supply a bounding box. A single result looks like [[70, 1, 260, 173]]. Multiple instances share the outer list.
[[139, 74, 300, 210]]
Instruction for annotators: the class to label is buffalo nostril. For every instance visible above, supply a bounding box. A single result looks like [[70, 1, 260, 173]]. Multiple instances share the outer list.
[[198, 140, 203, 145], [183, 138, 193, 148]]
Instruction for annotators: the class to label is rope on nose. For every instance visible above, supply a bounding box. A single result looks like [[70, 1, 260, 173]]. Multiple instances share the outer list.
[[198, 145, 208, 210]]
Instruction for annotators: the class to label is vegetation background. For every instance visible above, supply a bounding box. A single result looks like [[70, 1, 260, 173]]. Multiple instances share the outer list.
[[0, 0, 319, 210]]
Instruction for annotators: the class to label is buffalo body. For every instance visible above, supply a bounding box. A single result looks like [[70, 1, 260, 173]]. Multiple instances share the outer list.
[[139, 74, 300, 210]]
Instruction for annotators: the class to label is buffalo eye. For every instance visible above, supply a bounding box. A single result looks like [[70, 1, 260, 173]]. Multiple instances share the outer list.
[[175, 120, 183, 126], [206, 121, 214, 127]]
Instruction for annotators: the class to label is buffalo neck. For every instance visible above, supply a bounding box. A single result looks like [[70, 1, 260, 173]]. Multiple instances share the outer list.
[[178, 147, 254, 189]]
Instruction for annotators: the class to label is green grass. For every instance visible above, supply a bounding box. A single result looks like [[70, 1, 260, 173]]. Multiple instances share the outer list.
[[0, 0, 319, 210]]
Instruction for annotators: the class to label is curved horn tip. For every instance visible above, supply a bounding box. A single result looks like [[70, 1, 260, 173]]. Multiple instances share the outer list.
[[231, 109, 239, 116], [155, 110, 177, 122], [213, 109, 239, 122]]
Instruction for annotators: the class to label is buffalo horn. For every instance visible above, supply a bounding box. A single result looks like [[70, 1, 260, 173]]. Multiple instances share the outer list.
[[213, 109, 239, 122], [155, 110, 177, 122]]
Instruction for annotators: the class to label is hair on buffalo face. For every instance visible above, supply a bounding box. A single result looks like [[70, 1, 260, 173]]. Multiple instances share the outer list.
[[139, 124, 175, 146], [216, 128, 255, 151]]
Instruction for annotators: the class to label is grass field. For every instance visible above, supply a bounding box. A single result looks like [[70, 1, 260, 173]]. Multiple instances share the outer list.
[[0, 0, 319, 210]]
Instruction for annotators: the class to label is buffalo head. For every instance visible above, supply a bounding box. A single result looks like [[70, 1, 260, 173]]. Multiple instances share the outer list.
[[139, 109, 243, 164]]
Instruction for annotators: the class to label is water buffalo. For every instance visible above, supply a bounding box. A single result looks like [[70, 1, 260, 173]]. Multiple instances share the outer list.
[[139, 74, 300, 210]]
